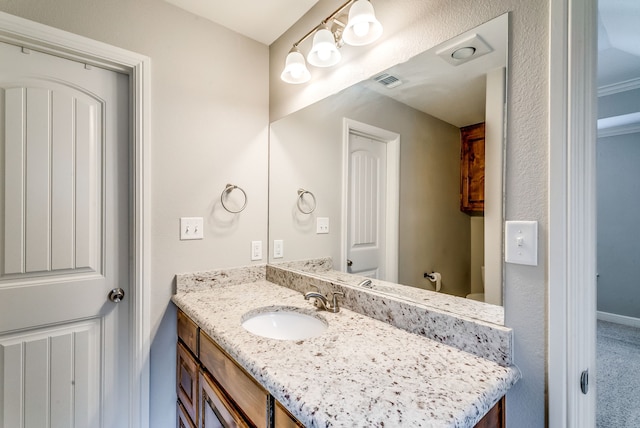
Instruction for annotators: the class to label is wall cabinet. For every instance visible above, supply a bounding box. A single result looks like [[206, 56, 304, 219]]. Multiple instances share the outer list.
[[176, 309, 300, 428], [176, 309, 502, 428], [460, 122, 485, 215]]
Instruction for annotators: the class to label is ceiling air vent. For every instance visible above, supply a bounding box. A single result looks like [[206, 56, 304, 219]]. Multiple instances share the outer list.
[[373, 73, 402, 89]]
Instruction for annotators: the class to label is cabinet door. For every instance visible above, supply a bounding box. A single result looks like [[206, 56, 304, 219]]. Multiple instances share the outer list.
[[178, 309, 199, 354], [460, 122, 485, 215], [200, 331, 268, 428], [199, 371, 250, 428], [178, 401, 196, 428], [177, 342, 199, 425], [474, 396, 504, 428], [274, 401, 304, 428]]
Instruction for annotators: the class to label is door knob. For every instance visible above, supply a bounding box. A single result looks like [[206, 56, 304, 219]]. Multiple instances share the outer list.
[[347, 259, 353, 267], [108, 288, 125, 303]]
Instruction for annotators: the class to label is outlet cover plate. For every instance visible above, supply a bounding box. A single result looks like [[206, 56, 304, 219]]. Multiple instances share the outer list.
[[251, 240, 262, 261], [316, 217, 329, 234], [273, 240, 284, 258]]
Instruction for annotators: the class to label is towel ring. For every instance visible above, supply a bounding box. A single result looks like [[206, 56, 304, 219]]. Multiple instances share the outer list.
[[297, 188, 316, 214], [221, 184, 247, 213]]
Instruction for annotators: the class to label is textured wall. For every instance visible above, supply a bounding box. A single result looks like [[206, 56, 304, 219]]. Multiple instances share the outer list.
[[0, 1, 269, 426], [270, 1, 549, 426]]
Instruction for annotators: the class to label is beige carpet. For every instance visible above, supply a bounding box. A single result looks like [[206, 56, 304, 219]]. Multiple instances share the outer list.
[[597, 320, 640, 427]]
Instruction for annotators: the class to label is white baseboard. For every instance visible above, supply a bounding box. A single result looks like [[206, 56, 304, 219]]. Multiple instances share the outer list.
[[597, 311, 640, 328]]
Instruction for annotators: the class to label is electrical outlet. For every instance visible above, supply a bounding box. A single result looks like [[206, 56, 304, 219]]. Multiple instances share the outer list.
[[316, 217, 329, 234], [251, 241, 262, 261], [273, 240, 284, 258], [180, 217, 204, 240]]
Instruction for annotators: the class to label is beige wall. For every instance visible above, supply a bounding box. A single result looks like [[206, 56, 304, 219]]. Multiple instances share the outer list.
[[270, 1, 549, 426], [0, 0, 269, 425], [0, 0, 550, 425], [270, 85, 471, 296], [470, 217, 485, 294]]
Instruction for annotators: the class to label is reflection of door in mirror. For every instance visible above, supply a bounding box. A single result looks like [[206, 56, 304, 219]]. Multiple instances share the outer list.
[[347, 133, 387, 279], [341, 119, 400, 283]]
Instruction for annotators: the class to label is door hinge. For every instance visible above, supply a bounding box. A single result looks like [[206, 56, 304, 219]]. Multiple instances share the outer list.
[[580, 370, 589, 394]]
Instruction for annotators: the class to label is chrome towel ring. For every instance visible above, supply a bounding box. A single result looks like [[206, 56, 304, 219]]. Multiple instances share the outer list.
[[221, 184, 247, 213], [297, 188, 316, 214]]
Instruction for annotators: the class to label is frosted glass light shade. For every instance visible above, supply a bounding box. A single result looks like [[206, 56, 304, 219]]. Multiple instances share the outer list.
[[307, 27, 341, 67], [281, 49, 311, 84], [342, 0, 383, 46]]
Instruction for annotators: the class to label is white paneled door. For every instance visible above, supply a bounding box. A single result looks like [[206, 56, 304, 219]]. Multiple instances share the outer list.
[[346, 133, 387, 279], [0, 41, 130, 427]]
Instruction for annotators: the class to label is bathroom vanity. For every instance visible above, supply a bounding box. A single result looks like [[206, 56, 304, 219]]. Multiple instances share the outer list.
[[172, 264, 519, 427]]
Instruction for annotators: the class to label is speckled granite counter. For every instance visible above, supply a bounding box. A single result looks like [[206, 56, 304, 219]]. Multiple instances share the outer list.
[[173, 267, 520, 427]]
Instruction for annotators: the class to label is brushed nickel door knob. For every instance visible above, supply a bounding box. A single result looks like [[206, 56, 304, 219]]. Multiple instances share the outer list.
[[108, 288, 125, 303]]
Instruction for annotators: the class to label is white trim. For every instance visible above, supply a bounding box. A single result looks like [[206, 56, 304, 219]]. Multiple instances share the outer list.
[[0, 11, 151, 428], [548, 0, 598, 427], [597, 123, 640, 138], [597, 311, 640, 328], [597, 77, 640, 97], [341, 118, 400, 282]]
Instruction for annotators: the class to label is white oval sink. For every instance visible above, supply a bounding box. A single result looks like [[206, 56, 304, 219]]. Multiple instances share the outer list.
[[241, 307, 327, 340]]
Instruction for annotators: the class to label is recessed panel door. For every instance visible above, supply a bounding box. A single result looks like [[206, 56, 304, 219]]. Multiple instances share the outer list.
[[347, 133, 387, 279], [0, 41, 130, 427]]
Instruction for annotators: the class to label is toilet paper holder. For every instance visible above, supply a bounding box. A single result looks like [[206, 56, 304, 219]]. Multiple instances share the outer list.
[[424, 271, 442, 292]]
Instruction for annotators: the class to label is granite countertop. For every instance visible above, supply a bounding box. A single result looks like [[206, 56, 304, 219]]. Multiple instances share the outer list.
[[172, 278, 520, 428]]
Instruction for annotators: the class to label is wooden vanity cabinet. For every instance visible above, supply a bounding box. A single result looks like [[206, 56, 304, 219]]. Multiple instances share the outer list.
[[475, 396, 505, 428], [199, 370, 250, 428], [460, 122, 485, 215], [199, 330, 268, 428], [177, 309, 503, 428], [274, 401, 305, 428], [177, 309, 292, 428], [177, 341, 199, 425]]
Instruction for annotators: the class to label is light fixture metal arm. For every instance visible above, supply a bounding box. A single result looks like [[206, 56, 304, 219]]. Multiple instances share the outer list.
[[291, 0, 355, 48]]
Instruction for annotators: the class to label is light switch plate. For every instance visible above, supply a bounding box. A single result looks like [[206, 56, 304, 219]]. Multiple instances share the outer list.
[[251, 240, 262, 261], [273, 240, 284, 258], [180, 217, 204, 240], [316, 217, 329, 234], [505, 221, 538, 266]]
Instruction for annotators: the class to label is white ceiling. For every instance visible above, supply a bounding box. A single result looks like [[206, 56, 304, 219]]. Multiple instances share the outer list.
[[165, 0, 639, 126], [598, 0, 640, 87], [164, 0, 320, 45], [358, 15, 507, 128]]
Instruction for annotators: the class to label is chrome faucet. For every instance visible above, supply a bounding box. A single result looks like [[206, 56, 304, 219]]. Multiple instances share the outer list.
[[358, 279, 373, 288], [304, 290, 344, 313]]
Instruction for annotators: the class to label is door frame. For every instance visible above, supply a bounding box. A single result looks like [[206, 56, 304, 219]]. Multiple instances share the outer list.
[[0, 11, 151, 428], [341, 118, 400, 282], [548, 0, 598, 426]]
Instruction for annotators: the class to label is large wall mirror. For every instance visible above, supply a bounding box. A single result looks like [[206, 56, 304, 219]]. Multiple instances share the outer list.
[[268, 14, 508, 313]]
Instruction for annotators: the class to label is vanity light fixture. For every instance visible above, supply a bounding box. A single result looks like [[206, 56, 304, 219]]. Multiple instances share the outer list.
[[342, 0, 383, 46], [280, 0, 383, 84], [281, 47, 312, 84], [307, 25, 341, 67]]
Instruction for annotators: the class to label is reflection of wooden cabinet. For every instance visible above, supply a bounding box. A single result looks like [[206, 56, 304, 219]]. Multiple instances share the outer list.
[[176, 309, 302, 428], [460, 122, 485, 215]]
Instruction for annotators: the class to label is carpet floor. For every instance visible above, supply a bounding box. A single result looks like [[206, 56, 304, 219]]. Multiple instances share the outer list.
[[597, 320, 640, 427]]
